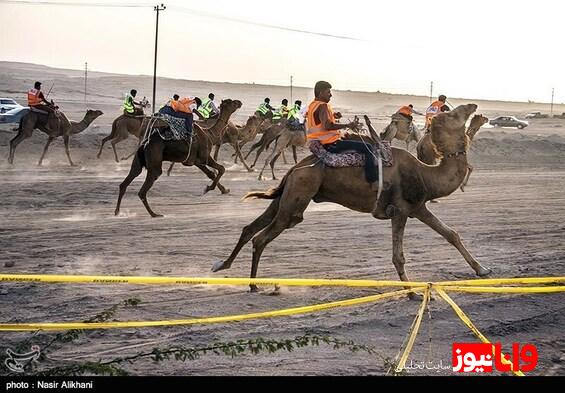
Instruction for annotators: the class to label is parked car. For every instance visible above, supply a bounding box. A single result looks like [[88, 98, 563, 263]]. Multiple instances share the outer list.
[[489, 116, 529, 129], [0, 98, 23, 113], [525, 111, 549, 119], [0, 107, 28, 125]]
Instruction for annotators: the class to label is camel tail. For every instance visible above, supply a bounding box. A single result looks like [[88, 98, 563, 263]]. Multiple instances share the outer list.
[[243, 165, 293, 200]]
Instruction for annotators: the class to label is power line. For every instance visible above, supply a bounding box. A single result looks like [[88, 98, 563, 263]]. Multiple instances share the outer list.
[[1, 0, 366, 41], [0, 0, 152, 7], [169, 5, 366, 41]]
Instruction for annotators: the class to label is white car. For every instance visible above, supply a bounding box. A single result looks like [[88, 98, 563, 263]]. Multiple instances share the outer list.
[[0, 98, 23, 113]]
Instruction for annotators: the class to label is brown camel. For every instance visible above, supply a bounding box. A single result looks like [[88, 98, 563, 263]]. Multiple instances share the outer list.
[[380, 113, 423, 151], [211, 104, 491, 293], [97, 114, 151, 162], [257, 127, 307, 180], [115, 99, 242, 217], [417, 114, 488, 191], [9, 109, 103, 166], [245, 121, 292, 168], [212, 115, 263, 172]]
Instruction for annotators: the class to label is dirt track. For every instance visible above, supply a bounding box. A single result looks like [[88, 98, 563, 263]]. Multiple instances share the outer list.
[[0, 127, 564, 375]]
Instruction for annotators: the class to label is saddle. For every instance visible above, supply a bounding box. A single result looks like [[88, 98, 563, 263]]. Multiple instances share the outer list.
[[308, 140, 393, 168], [29, 107, 49, 115]]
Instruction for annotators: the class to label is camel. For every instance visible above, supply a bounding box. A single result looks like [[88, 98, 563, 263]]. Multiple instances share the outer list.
[[380, 113, 423, 151], [257, 127, 307, 180], [211, 104, 491, 293], [245, 121, 293, 168], [8, 109, 103, 166], [115, 99, 242, 218], [417, 114, 488, 191], [211, 115, 263, 172], [97, 114, 152, 162]]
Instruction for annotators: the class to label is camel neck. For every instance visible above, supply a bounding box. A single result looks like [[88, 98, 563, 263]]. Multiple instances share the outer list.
[[71, 116, 93, 134], [207, 113, 231, 144], [422, 153, 469, 200]]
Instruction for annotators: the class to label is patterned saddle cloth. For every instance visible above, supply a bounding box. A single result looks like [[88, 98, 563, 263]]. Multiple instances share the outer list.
[[155, 114, 192, 141], [308, 140, 393, 168]]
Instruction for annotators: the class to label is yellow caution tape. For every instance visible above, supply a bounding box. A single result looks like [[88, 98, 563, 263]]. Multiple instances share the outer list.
[[395, 286, 431, 373], [0, 274, 428, 288], [436, 277, 565, 286], [434, 288, 524, 377], [0, 288, 417, 331], [438, 285, 565, 294]]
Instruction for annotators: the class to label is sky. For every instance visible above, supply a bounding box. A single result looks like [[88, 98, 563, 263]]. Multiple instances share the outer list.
[[1, 0, 564, 103]]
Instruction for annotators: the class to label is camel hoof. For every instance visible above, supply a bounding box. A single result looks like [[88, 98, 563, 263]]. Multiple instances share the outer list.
[[460, 186, 466, 192], [211, 260, 230, 272], [272, 176, 277, 181], [249, 284, 262, 293], [221, 188, 231, 195], [203, 186, 212, 195], [477, 266, 492, 277], [150, 213, 164, 218], [266, 285, 281, 296], [114, 209, 120, 216]]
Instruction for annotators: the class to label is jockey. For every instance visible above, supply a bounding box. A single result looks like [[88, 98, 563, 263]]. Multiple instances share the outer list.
[[27, 81, 58, 131], [425, 95, 450, 130], [255, 98, 276, 119], [306, 81, 377, 187]]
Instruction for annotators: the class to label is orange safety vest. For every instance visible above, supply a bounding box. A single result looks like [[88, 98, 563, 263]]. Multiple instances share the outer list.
[[27, 88, 42, 106], [398, 105, 413, 116], [306, 100, 341, 145], [171, 97, 196, 114], [425, 100, 444, 127]]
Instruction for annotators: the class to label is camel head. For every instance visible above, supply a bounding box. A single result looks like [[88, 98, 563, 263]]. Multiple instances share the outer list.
[[219, 99, 243, 116], [430, 103, 477, 157], [85, 109, 104, 122], [468, 114, 489, 130]]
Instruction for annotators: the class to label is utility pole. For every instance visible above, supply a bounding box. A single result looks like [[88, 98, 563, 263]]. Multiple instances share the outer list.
[[84, 62, 88, 104], [551, 87, 554, 116], [152, 3, 166, 114], [429, 81, 433, 104], [290, 75, 293, 104]]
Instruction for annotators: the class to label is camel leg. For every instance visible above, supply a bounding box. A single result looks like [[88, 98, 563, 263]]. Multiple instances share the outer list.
[[8, 128, 31, 165], [270, 152, 282, 180], [202, 156, 226, 194], [38, 137, 55, 166], [96, 134, 113, 159], [211, 198, 281, 274], [292, 146, 298, 164], [281, 149, 288, 164], [137, 150, 164, 217], [213, 144, 220, 161], [63, 134, 76, 166], [412, 206, 491, 276], [115, 150, 144, 216], [196, 164, 230, 194], [391, 214, 420, 299], [110, 134, 128, 163], [233, 142, 253, 172], [258, 139, 283, 180], [251, 143, 267, 168], [166, 162, 175, 176], [248, 187, 313, 291], [460, 165, 473, 192], [121, 137, 142, 161], [244, 141, 260, 161]]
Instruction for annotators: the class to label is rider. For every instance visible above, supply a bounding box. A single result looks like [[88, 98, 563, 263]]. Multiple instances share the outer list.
[[122, 89, 144, 116], [306, 80, 377, 187], [27, 81, 58, 131], [198, 93, 220, 120], [425, 95, 450, 130], [272, 99, 290, 122], [255, 98, 276, 119], [160, 96, 203, 133], [286, 100, 303, 130], [395, 104, 423, 134]]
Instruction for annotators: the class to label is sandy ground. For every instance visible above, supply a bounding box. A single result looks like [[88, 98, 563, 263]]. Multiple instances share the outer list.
[[0, 62, 564, 376]]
